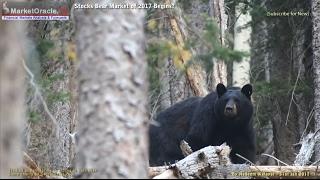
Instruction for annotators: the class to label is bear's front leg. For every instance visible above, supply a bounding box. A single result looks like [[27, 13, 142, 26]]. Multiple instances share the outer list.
[[229, 131, 256, 164]]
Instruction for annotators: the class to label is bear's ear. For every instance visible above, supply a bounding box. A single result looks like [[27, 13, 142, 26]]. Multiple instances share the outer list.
[[216, 83, 227, 98], [241, 84, 252, 99]]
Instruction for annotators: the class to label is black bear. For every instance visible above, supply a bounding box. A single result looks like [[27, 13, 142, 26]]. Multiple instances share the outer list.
[[149, 83, 256, 166]]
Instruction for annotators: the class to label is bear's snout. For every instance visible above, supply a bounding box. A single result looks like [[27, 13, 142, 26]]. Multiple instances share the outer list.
[[224, 99, 237, 118]]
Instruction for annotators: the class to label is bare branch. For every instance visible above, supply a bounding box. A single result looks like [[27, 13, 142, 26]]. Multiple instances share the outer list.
[[286, 65, 301, 126], [261, 153, 289, 166], [21, 58, 60, 137], [235, 153, 255, 166], [301, 106, 315, 140]]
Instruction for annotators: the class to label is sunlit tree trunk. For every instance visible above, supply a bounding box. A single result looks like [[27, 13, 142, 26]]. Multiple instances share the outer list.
[[210, 0, 228, 87], [232, 2, 251, 87]]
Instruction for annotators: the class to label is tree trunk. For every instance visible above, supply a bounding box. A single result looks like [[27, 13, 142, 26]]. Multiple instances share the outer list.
[[0, 18, 25, 178], [251, 0, 313, 165], [182, 0, 229, 88], [25, 19, 74, 170], [210, 0, 228, 87], [165, 0, 208, 97], [250, 0, 275, 165], [312, 0, 320, 162], [158, 14, 191, 110], [267, 0, 312, 164], [160, 57, 191, 107], [232, 2, 251, 86], [75, 0, 148, 178]]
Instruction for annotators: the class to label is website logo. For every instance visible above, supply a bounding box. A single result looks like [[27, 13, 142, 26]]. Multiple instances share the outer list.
[[1, 1, 69, 21]]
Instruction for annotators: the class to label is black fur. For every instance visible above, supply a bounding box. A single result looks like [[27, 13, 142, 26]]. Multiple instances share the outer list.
[[149, 84, 256, 166]]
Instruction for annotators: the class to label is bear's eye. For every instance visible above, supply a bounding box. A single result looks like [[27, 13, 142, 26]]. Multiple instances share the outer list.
[[223, 98, 229, 104], [227, 97, 239, 103]]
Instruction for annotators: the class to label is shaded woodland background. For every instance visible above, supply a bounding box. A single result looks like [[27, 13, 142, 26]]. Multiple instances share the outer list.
[[0, 0, 320, 178]]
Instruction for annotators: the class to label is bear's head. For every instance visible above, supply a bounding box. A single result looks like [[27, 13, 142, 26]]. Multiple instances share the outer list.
[[214, 83, 253, 125]]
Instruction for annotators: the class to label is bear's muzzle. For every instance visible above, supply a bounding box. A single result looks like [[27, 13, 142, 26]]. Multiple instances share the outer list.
[[224, 99, 237, 118]]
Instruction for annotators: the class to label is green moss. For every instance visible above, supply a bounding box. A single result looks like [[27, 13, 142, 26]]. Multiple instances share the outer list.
[[28, 110, 41, 123], [38, 73, 70, 107], [46, 91, 70, 107]]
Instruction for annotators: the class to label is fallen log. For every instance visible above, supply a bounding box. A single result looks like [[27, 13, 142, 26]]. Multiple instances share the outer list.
[[149, 144, 320, 179], [151, 164, 320, 179], [151, 143, 231, 179]]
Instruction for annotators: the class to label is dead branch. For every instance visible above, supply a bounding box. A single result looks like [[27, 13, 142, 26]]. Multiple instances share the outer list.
[[22, 57, 60, 137], [261, 153, 289, 166], [23, 152, 47, 179], [180, 140, 193, 157], [294, 132, 320, 166], [23, 151, 65, 179]]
